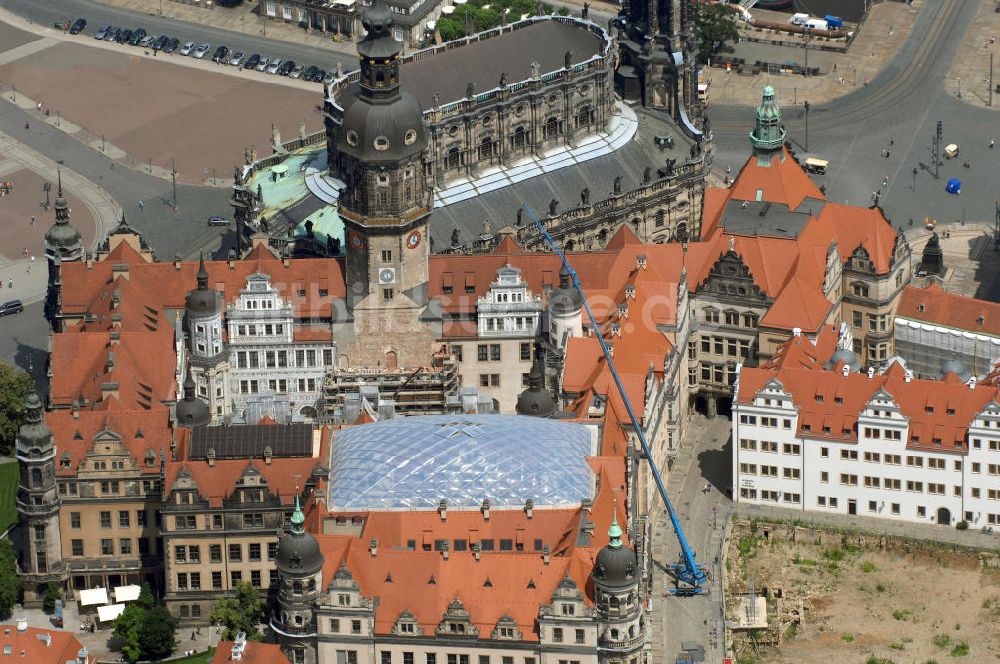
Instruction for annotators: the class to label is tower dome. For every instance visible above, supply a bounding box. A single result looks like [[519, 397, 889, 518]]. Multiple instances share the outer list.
[[516, 356, 557, 418], [336, 0, 426, 164], [276, 495, 324, 576], [592, 509, 637, 590], [16, 384, 53, 455], [184, 254, 220, 317], [749, 85, 786, 156], [548, 265, 582, 316], [45, 172, 82, 252], [175, 368, 211, 427]]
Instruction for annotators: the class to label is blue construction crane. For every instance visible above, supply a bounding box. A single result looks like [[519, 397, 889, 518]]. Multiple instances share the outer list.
[[523, 204, 710, 595]]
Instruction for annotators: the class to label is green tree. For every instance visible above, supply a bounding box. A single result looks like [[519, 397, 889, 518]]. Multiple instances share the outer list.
[[42, 583, 62, 614], [210, 581, 264, 641], [0, 362, 32, 456], [691, 2, 739, 64], [0, 540, 22, 616], [113, 604, 146, 663], [437, 17, 465, 41], [138, 607, 177, 661], [136, 583, 155, 610]]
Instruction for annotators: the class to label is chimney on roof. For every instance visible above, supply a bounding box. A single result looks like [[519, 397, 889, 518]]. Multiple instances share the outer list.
[[263, 446, 273, 465], [582, 519, 595, 536], [370, 538, 379, 557], [969, 377, 978, 390], [481, 498, 491, 521], [867, 367, 875, 379], [441, 540, 450, 561], [607, 341, 614, 358], [15, 618, 26, 632], [524, 498, 533, 519], [636, 254, 647, 270], [472, 543, 481, 562], [438, 499, 447, 521], [904, 370, 913, 383], [617, 303, 628, 319], [625, 285, 635, 300], [207, 448, 216, 467], [173, 254, 182, 271], [86, 251, 94, 270], [106, 351, 115, 372], [792, 327, 801, 337], [542, 544, 550, 565], [610, 322, 621, 338], [283, 256, 291, 268], [71, 401, 80, 419], [581, 498, 592, 513], [228, 249, 237, 269], [841, 364, 850, 377]]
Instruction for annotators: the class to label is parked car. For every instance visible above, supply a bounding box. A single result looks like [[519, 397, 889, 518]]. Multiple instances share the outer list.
[[0, 300, 24, 317], [179, 40, 195, 55], [322, 70, 337, 85], [163, 37, 180, 53], [139, 35, 158, 48], [314, 69, 328, 83], [229, 51, 246, 66], [207, 216, 230, 227], [69, 18, 86, 34], [129, 28, 147, 46], [104, 27, 120, 42], [265, 58, 284, 74], [256, 57, 271, 72], [244, 53, 261, 70], [289, 64, 305, 79], [117, 29, 133, 44], [193, 43, 211, 59], [152, 35, 169, 50], [211, 45, 229, 63], [277, 60, 296, 76], [94, 24, 110, 39], [302, 65, 319, 81]]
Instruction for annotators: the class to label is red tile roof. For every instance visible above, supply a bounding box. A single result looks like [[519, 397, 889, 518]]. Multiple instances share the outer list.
[[49, 328, 178, 410], [47, 406, 178, 476], [726, 147, 825, 211], [211, 641, 290, 664], [164, 456, 326, 508], [896, 283, 1000, 336], [737, 338, 1000, 450], [0, 625, 92, 664]]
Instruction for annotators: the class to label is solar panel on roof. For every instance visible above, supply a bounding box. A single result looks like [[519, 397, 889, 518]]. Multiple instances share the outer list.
[[189, 424, 312, 460]]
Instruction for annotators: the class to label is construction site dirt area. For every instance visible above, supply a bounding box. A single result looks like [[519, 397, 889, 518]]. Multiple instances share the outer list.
[[725, 519, 1000, 664]]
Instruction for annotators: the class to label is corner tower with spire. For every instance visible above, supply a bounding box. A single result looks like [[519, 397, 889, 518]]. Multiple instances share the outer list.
[[44, 171, 84, 330], [273, 494, 324, 664], [591, 507, 646, 662], [183, 254, 229, 421]]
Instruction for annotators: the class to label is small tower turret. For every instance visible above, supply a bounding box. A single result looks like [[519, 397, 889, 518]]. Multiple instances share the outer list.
[[44, 171, 84, 329], [749, 85, 786, 162], [15, 383, 67, 605], [184, 254, 227, 420], [547, 265, 583, 352], [592, 506, 645, 662], [273, 494, 324, 664]]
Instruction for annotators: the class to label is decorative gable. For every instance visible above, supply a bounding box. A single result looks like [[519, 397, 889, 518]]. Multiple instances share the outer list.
[[393, 609, 423, 636], [491, 614, 522, 640], [696, 251, 767, 301], [435, 596, 479, 638]]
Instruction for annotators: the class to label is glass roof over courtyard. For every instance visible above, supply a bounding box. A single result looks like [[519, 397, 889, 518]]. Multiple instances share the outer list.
[[327, 414, 597, 510]]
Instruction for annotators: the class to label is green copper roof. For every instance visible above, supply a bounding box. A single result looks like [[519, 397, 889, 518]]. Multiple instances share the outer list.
[[290, 493, 305, 534], [608, 503, 623, 549], [750, 86, 786, 154]]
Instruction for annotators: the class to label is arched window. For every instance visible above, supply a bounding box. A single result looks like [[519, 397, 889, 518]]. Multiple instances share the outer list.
[[478, 137, 494, 161], [292, 581, 303, 596], [445, 147, 461, 171], [511, 126, 527, 150], [31, 468, 42, 489], [544, 116, 559, 139], [576, 105, 591, 128], [675, 222, 688, 242]]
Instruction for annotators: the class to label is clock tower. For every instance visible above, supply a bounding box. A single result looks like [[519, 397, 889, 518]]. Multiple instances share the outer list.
[[332, 0, 437, 367]]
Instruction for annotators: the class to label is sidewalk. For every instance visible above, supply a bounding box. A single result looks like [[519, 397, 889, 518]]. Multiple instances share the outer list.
[[945, 0, 1000, 109], [706, 0, 923, 107], [734, 503, 1000, 551]]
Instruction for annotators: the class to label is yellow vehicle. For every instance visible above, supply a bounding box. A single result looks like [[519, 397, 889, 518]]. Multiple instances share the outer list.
[[944, 144, 959, 159]]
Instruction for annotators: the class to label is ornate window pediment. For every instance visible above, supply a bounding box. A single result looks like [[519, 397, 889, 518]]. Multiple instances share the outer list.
[[491, 614, 522, 640], [393, 610, 423, 636], [435, 596, 479, 637]]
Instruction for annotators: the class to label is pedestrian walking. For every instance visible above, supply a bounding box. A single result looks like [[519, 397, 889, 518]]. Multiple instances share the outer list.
[[990, 138, 995, 149], [24, 121, 29, 130], [36, 102, 42, 112], [7, 280, 12, 290], [30, 216, 34, 227], [138, 200, 144, 210], [890, 136, 894, 146]]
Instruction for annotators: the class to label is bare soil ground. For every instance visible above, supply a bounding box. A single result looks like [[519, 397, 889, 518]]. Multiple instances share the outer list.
[[725, 519, 1000, 664], [0, 167, 96, 261], [0, 42, 322, 183]]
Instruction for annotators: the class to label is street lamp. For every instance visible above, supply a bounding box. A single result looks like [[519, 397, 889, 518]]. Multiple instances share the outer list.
[[803, 100, 811, 151], [912, 167, 918, 192], [957, 77, 962, 99], [852, 66, 856, 86]]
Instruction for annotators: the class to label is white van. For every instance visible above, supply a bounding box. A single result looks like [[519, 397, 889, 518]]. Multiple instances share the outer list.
[[789, 12, 810, 26]]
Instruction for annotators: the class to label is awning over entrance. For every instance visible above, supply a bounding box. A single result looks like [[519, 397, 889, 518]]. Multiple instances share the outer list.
[[79, 587, 109, 607], [114, 585, 142, 603], [97, 604, 126, 622]]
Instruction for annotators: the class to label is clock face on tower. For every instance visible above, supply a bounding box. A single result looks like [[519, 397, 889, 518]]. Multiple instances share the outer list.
[[406, 230, 421, 249], [348, 230, 365, 251], [379, 268, 397, 284]]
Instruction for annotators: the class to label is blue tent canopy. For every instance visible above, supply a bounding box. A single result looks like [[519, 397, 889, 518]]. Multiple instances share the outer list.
[[946, 178, 961, 194]]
